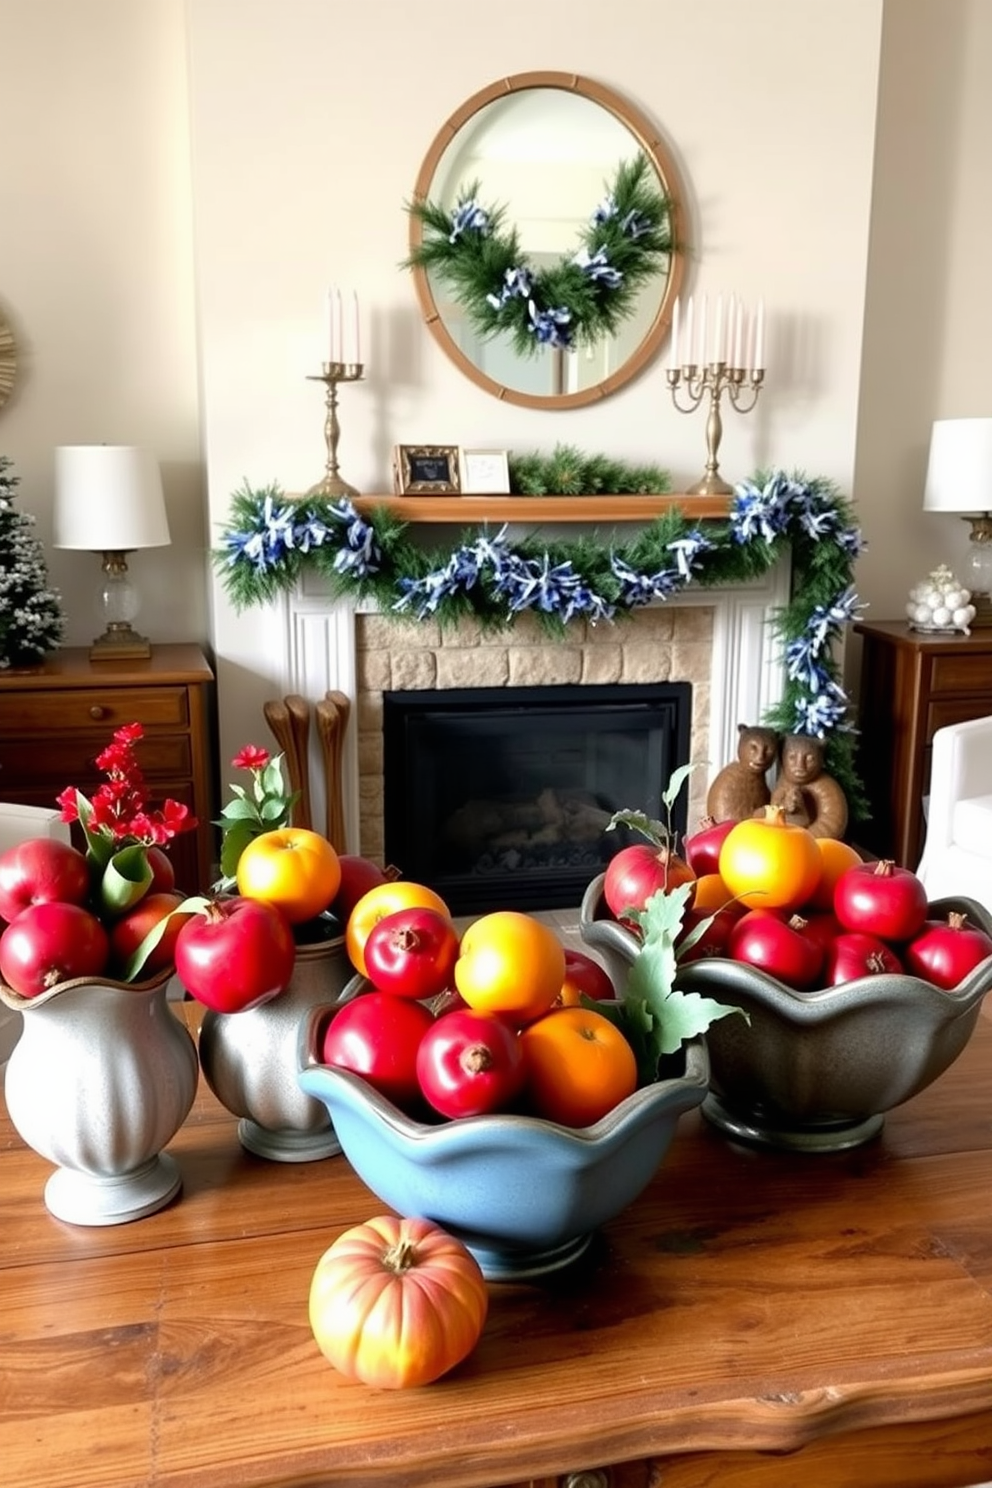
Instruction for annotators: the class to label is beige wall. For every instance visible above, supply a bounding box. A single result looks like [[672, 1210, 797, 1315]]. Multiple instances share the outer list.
[[2, 1, 990, 787]]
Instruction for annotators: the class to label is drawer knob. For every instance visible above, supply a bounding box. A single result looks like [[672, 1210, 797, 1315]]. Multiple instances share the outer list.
[[89, 705, 106, 720]]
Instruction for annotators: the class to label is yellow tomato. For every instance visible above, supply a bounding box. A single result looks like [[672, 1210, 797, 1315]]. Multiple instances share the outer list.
[[520, 1006, 638, 1126], [718, 806, 822, 911], [345, 880, 452, 977], [235, 827, 341, 924], [454, 910, 565, 1024]]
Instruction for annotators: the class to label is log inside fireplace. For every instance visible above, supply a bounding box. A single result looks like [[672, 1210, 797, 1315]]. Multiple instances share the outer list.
[[382, 683, 692, 915]]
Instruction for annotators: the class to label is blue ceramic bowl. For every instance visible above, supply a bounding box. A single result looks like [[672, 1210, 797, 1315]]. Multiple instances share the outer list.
[[580, 873, 992, 1152], [297, 993, 708, 1281]]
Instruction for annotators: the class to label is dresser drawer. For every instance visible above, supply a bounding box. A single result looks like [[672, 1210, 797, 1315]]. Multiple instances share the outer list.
[[925, 696, 992, 741], [0, 735, 193, 786], [3, 686, 191, 735], [929, 652, 992, 695]]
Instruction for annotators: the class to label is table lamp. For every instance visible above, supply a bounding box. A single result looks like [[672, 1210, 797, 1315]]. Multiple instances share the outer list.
[[54, 445, 170, 660], [923, 417, 992, 628]]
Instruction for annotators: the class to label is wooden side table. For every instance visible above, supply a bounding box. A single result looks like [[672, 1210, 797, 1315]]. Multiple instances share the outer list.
[[0, 644, 216, 893], [853, 619, 992, 867]]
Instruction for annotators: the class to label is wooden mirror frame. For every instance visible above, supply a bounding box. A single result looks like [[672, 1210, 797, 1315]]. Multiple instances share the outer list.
[[408, 71, 687, 412]]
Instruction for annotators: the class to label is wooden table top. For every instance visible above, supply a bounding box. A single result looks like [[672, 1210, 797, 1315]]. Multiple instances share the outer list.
[[3, 1004, 992, 1488]]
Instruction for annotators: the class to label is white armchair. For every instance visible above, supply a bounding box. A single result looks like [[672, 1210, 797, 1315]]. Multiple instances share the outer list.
[[916, 714, 992, 914], [0, 804, 73, 1063]]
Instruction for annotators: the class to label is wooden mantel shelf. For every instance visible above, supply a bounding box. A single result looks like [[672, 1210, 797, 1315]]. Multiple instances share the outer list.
[[349, 493, 732, 523]]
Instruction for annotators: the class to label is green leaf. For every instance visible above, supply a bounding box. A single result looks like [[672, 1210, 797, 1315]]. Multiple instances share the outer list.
[[606, 808, 668, 846], [662, 762, 697, 814], [216, 798, 260, 823], [100, 844, 153, 915], [620, 884, 747, 1080], [219, 819, 258, 877]]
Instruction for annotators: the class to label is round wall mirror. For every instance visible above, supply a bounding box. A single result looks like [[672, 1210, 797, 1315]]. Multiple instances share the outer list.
[[408, 71, 686, 411]]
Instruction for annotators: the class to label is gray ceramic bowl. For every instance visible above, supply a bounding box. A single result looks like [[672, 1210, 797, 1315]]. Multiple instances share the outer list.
[[297, 991, 709, 1281], [580, 873, 992, 1152]]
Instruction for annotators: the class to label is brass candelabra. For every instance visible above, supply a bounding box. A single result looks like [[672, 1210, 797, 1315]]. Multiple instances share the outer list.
[[667, 361, 765, 496], [306, 362, 364, 499]]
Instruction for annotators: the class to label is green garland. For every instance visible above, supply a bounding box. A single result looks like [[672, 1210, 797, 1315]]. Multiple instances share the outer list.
[[214, 470, 869, 821], [405, 153, 675, 357], [508, 444, 671, 496]]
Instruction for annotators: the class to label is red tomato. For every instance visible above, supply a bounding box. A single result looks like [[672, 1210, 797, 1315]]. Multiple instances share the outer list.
[[603, 843, 695, 925], [554, 948, 614, 1006], [519, 1006, 638, 1126], [416, 1008, 525, 1118], [363, 906, 460, 1000], [833, 859, 928, 943], [684, 817, 737, 877], [174, 896, 296, 1012], [320, 991, 434, 1109], [727, 908, 823, 989], [903, 912, 992, 990], [235, 827, 341, 924], [0, 901, 109, 997], [823, 931, 904, 986], [308, 1214, 488, 1388]]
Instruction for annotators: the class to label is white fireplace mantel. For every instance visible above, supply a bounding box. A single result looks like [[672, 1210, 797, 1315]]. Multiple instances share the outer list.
[[280, 558, 792, 854]]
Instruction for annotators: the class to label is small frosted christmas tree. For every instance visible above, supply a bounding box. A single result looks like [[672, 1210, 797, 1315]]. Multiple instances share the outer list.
[[0, 455, 65, 669]]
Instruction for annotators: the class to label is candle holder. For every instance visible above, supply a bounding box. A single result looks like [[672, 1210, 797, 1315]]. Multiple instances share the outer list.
[[305, 362, 364, 499], [667, 362, 764, 496]]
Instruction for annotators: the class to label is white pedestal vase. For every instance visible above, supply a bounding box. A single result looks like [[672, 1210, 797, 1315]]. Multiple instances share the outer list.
[[1, 969, 199, 1225]]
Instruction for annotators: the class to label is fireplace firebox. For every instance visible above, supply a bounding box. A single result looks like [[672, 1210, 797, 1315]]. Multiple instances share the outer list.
[[382, 683, 691, 915]]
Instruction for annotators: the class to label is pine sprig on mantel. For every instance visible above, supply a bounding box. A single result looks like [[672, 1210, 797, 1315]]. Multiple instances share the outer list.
[[213, 469, 869, 818], [509, 444, 671, 496]]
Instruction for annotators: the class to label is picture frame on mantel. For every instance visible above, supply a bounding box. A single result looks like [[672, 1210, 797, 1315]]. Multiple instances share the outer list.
[[392, 444, 461, 496], [460, 448, 510, 495]]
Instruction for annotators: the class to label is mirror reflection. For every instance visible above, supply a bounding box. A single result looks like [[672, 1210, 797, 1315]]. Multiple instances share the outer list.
[[407, 73, 685, 410]]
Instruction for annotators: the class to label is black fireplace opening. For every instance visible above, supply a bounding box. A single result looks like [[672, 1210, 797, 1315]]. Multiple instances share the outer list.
[[382, 683, 692, 916]]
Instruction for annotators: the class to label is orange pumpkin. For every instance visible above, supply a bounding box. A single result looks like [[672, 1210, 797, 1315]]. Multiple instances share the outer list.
[[308, 1215, 488, 1388]]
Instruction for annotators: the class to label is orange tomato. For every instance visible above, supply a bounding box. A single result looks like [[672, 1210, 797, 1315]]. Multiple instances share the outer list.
[[346, 880, 451, 977], [690, 871, 738, 915], [718, 806, 822, 911], [235, 827, 341, 924], [454, 911, 565, 1024], [520, 1006, 638, 1126], [806, 837, 863, 910]]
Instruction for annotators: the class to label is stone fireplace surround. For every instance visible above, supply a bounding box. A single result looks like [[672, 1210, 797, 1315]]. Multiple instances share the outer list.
[[282, 555, 791, 864]]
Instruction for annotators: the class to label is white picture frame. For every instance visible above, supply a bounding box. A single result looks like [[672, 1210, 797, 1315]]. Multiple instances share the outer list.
[[460, 448, 511, 495]]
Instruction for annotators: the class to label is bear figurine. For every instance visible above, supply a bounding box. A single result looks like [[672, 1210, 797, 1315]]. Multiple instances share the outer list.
[[705, 723, 780, 823], [768, 733, 849, 840]]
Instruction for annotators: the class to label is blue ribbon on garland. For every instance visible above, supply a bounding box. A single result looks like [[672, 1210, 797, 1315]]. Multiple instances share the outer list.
[[215, 472, 867, 751]]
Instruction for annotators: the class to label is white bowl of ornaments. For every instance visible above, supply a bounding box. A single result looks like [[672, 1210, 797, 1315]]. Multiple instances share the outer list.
[[906, 563, 976, 634]]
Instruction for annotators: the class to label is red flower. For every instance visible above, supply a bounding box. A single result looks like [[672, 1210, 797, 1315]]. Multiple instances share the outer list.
[[59, 722, 196, 847], [233, 744, 270, 772]]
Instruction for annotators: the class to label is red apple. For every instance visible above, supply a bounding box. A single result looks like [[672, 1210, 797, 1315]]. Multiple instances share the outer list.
[[0, 838, 91, 925], [109, 890, 193, 977], [684, 817, 737, 877], [0, 901, 109, 997], [555, 948, 614, 1005]]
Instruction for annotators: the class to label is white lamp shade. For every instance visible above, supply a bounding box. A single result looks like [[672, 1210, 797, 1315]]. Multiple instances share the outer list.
[[923, 418, 992, 514], [54, 445, 171, 551]]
